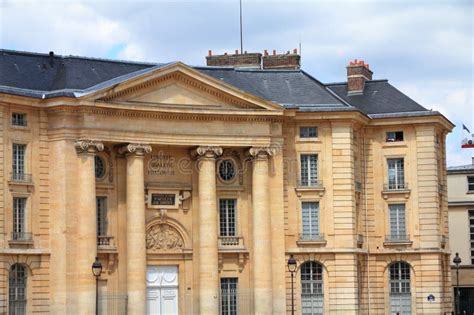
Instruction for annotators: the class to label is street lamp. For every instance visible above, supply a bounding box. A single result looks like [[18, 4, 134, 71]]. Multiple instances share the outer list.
[[287, 254, 297, 315], [92, 257, 103, 315], [453, 253, 461, 315]]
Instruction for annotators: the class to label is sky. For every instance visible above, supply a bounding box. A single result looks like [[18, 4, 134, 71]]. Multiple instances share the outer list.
[[0, 0, 473, 166]]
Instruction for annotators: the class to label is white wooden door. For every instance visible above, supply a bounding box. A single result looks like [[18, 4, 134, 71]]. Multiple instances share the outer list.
[[146, 266, 178, 315]]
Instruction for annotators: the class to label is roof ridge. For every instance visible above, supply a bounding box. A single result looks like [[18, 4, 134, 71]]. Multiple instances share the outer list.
[[325, 79, 389, 86], [1, 48, 160, 66]]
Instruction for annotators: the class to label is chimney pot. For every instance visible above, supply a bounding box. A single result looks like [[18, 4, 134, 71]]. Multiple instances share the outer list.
[[49, 51, 54, 67], [293, 48, 297, 54], [264, 49, 268, 56], [224, 52, 228, 55], [235, 49, 239, 54], [346, 58, 373, 95], [208, 50, 212, 56], [272, 49, 276, 56]]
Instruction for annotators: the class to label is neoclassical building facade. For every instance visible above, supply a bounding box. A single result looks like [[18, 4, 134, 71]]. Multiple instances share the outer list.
[[0, 49, 453, 314]]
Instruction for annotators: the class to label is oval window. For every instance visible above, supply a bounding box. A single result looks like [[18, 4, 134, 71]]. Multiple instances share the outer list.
[[218, 159, 236, 182], [95, 156, 106, 179]]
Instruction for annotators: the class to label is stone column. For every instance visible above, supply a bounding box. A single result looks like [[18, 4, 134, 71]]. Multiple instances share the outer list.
[[195, 146, 222, 314], [74, 139, 104, 315], [249, 146, 276, 313], [119, 143, 152, 315]]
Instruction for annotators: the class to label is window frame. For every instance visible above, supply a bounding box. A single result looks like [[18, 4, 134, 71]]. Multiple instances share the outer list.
[[218, 159, 237, 183], [300, 154, 318, 187], [299, 126, 318, 139], [469, 210, 474, 264], [301, 201, 320, 240], [387, 158, 405, 190], [9, 263, 27, 315], [96, 197, 108, 237], [388, 204, 407, 241], [219, 199, 237, 237], [11, 113, 28, 127], [300, 261, 324, 315], [468, 176, 474, 192], [12, 143, 27, 177], [12, 197, 27, 240], [386, 131, 404, 142], [220, 277, 238, 315]]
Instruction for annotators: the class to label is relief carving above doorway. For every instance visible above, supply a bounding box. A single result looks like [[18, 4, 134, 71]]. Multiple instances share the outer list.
[[146, 224, 184, 251]]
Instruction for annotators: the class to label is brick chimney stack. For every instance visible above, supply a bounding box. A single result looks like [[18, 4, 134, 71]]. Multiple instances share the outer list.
[[206, 50, 262, 68], [346, 59, 373, 95], [262, 49, 300, 70]]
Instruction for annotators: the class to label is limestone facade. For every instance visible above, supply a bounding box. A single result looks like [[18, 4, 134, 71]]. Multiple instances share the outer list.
[[0, 56, 454, 315]]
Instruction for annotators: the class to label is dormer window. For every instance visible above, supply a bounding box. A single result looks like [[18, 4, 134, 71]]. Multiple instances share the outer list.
[[386, 131, 404, 142], [300, 127, 318, 138]]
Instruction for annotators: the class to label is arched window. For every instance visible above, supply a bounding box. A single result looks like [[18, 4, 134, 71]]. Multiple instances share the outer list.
[[300, 261, 323, 315], [389, 262, 411, 315], [9, 264, 27, 315]]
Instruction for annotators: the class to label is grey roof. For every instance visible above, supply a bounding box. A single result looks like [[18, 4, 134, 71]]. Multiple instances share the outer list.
[[326, 80, 428, 115], [447, 163, 474, 174], [0, 49, 436, 117]]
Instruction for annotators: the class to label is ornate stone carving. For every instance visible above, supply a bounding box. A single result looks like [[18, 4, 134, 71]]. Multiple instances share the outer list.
[[74, 139, 104, 154], [118, 143, 152, 156], [194, 146, 223, 159], [248, 146, 278, 159], [146, 224, 184, 251]]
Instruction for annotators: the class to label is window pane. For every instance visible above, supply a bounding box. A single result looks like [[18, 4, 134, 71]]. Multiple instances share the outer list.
[[11, 113, 27, 127], [12, 144, 26, 175], [9, 264, 27, 315], [13, 198, 26, 239], [300, 127, 318, 138], [300, 154, 318, 186], [96, 197, 107, 236], [387, 158, 404, 189], [302, 202, 319, 239], [389, 204, 406, 239], [220, 278, 238, 315], [219, 199, 236, 237], [301, 261, 324, 315]]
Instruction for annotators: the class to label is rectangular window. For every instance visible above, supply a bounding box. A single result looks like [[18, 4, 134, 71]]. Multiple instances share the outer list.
[[300, 154, 318, 186], [387, 158, 405, 190], [11, 113, 27, 127], [300, 127, 318, 138], [386, 131, 404, 142], [470, 210, 474, 264], [96, 197, 108, 236], [220, 278, 238, 315], [468, 177, 474, 192], [12, 197, 27, 240], [219, 199, 236, 237], [389, 204, 406, 241], [301, 202, 320, 240], [12, 144, 26, 180]]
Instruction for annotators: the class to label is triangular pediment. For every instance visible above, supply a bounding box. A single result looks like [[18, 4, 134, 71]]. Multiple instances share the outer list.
[[90, 63, 283, 112]]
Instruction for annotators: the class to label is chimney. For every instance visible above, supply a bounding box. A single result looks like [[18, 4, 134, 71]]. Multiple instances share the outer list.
[[346, 59, 373, 95], [262, 49, 300, 70], [49, 51, 54, 67], [472, 157, 474, 165], [206, 50, 262, 68]]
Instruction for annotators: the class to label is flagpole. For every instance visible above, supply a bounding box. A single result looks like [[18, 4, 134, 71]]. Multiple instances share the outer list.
[[240, 0, 243, 53]]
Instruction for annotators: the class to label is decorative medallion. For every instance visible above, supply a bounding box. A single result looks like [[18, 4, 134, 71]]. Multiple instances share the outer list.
[[146, 224, 184, 251]]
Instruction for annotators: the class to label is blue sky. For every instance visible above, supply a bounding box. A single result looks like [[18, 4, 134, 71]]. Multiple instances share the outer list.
[[1, 0, 472, 165]]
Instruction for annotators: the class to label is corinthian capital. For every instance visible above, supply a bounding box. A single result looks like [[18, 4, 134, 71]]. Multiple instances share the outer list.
[[193, 146, 223, 159], [75, 139, 104, 154], [248, 146, 278, 159], [119, 143, 152, 156]]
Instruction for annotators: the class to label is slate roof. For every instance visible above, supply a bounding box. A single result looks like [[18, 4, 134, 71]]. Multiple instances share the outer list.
[[0, 49, 435, 117], [447, 163, 474, 174]]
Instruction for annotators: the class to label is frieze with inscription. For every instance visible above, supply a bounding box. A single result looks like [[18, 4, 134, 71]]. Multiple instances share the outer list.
[[148, 151, 175, 176]]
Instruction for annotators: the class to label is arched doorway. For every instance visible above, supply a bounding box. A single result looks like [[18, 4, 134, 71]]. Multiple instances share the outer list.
[[9, 264, 27, 315], [389, 261, 411, 315], [300, 261, 324, 315]]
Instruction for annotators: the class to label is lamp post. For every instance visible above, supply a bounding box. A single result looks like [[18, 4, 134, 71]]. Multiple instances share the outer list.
[[287, 254, 297, 315], [453, 253, 461, 315], [92, 256, 103, 315]]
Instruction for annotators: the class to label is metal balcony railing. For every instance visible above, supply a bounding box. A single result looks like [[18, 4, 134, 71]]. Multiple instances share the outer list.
[[385, 234, 410, 242], [10, 172, 32, 183], [297, 179, 323, 188], [299, 233, 325, 242], [384, 182, 408, 191], [218, 236, 244, 248], [11, 232, 32, 241]]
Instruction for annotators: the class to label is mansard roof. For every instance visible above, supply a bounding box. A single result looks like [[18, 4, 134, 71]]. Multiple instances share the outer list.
[[0, 49, 433, 116]]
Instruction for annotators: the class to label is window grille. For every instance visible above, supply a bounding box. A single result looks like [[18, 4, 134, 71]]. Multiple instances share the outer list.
[[301, 261, 324, 315], [95, 156, 106, 179], [387, 158, 405, 189], [300, 127, 318, 138], [301, 202, 320, 240], [389, 204, 406, 241], [11, 113, 27, 127], [389, 262, 411, 314], [9, 264, 27, 315], [219, 159, 236, 182], [219, 199, 236, 237], [300, 154, 318, 186], [96, 197, 108, 237], [220, 278, 238, 315]]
